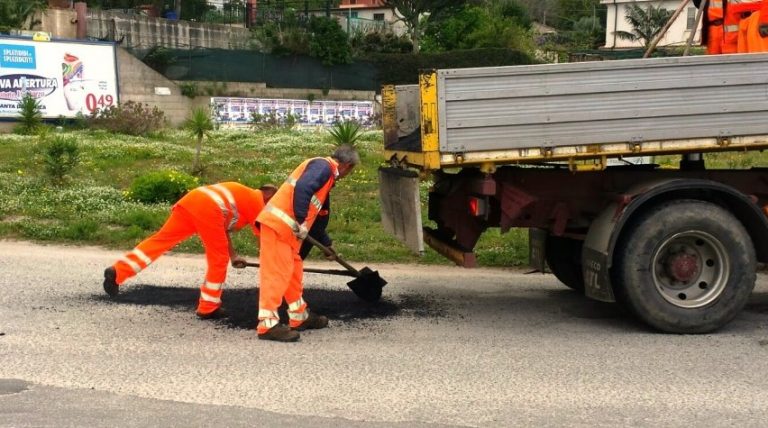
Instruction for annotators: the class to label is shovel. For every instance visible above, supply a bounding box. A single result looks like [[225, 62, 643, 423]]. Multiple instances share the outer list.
[[244, 235, 387, 302]]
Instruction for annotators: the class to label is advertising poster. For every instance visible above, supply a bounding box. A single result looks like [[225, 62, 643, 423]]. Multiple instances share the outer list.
[[211, 97, 376, 127], [0, 36, 119, 119]]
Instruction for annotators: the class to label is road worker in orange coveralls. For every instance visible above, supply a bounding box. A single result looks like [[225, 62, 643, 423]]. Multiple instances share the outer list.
[[255, 144, 359, 342], [103, 182, 277, 319]]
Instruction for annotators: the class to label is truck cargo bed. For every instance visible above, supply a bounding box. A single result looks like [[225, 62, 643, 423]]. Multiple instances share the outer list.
[[383, 54, 768, 170]]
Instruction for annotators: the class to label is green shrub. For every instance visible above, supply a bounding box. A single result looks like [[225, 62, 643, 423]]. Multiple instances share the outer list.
[[63, 219, 99, 240], [42, 136, 80, 185], [127, 170, 199, 204], [88, 101, 166, 136], [15, 93, 43, 135], [179, 82, 199, 98], [142, 46, 176, 74]]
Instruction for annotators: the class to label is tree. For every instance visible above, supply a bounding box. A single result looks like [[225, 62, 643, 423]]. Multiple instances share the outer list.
[[381, 0, 467, 53], [421, 1, 533, 54], [0, 0, 47, 33], [308, 16, 351, 65], [184, 107, 213, 176], [614, 4, 673, 49]]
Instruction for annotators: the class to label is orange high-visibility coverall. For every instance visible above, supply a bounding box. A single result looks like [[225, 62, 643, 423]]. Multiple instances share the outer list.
[[723, 1, 763, 52], [111, 182, 265, 315], [255, 157, 339, 333], [707, 0, 726, 54], [737, 2, 768, 51]]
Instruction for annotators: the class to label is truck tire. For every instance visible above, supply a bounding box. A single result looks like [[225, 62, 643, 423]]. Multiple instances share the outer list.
[[614, 199, 756, 334], [545, 235, 585, 292]]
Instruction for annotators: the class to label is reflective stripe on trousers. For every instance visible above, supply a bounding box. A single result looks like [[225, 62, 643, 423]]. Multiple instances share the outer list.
[[257, 309, 280, 332]]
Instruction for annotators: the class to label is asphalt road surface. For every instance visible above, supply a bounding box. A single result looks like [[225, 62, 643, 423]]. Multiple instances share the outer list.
[[1, 241, 767, 427]]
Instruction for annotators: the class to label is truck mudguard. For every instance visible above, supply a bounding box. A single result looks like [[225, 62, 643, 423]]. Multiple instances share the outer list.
[[582, 178, 768, 302]]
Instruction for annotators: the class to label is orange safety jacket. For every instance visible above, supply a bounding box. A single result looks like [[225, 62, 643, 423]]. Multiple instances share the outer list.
[[723, 0, 763, 53], [256, 157, 339, 239], [707, 0, 725, 54], [177, 182, 265, 235], [737, 1, 768, 51]]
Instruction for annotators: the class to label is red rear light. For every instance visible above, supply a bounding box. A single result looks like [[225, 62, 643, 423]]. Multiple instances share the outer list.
[[469, 197, 487, 216]]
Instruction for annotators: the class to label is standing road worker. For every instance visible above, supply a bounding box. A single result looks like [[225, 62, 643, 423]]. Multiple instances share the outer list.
[[103, 182, 277, 319], [255, 144, 359, 342], [696, 0, 764, 53]]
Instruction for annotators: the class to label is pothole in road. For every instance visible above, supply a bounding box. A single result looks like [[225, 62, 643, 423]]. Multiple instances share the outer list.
[[91, 284, 450, 330], [0, 379, 29, 396]]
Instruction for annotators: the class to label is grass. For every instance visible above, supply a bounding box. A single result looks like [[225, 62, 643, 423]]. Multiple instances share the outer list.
[[0, 128, 529, 267]]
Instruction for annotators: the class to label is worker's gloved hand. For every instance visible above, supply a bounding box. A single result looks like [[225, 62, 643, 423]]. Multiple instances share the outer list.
[[231, 256, 247, 269], [293, 223, 309, 240], [325, 245, 338, 261]]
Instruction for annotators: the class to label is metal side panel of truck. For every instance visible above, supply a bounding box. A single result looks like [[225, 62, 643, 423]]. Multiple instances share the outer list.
[[379, 54, 768, 334], [383, 53, 768, 170]]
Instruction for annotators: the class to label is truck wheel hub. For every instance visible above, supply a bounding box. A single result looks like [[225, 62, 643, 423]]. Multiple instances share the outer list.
[[652, 231, 730, 309], [666, 253, 699, 283]]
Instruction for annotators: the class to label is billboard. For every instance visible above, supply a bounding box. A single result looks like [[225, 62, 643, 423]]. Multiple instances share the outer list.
[[211, 97, 376, 127], [0, 36, 119, 119]]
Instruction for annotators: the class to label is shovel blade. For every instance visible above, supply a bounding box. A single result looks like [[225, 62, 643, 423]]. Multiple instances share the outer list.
[[347, 267, 387, 303]]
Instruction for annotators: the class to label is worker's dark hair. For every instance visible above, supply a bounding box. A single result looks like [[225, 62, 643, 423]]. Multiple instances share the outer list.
[[332, 144, 360, 166], [259, 184, 278, 193]]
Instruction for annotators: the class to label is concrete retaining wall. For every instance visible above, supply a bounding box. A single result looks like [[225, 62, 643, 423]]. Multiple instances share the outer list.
[[116, 48, 191, 126], [87, 10, 252, 50]]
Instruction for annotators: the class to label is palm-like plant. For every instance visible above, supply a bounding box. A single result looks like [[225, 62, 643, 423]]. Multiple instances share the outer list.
[[328, 120, 362, 147], [17, 93, 42, 135], [184, 107, 214, 175], [615, 4, 673, 49], [0, 0, 47, 33]]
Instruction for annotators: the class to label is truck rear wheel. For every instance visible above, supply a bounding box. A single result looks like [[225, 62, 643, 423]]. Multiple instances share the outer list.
[[614, 200, 756, 334], [545, 235, 585, 292]]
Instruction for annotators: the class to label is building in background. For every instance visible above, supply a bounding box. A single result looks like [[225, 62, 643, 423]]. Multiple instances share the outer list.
[[602, 0, 701, 49]]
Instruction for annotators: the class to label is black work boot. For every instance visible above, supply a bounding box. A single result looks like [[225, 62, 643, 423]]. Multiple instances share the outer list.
[[196, 307, 228, 320], [292, 312, 329, 331], [258, 324, 300, 342], [103, 267, 119, 298]]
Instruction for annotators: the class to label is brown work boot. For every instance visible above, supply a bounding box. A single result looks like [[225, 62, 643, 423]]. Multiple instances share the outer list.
[[292, 312, 329, 331], [103, 267, 119, 298], [196, 307, 228, 320], [258, 324, 300, 342]]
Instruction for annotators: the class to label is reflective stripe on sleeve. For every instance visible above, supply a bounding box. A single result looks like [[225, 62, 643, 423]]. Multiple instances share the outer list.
[[711, 1, 722, 7], [265, 205, 299, 230], [199, 291, 221, 304], [724, 24, 739, 32], [310, 195, 323, 210], [286, 177, 297, 186], [131, 248, 152, 266], [119, 256, 142, 273]]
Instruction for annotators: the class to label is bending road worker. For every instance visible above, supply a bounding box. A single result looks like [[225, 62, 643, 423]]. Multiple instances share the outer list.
[[255, 144, 359, 342], [103, 182, 277, 319]]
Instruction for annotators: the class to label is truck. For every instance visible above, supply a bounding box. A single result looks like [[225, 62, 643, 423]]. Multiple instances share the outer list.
[[378, 53, 768, 334]]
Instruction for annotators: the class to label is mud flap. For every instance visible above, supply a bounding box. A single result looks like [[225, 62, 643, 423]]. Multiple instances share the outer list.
[[528, 228, 547, 272], [378, 167, 424, 254], [582, 202, 619, 302]]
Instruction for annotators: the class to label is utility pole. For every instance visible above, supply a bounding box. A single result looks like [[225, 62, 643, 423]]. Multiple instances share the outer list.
[[326, 0, 331, 18]]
